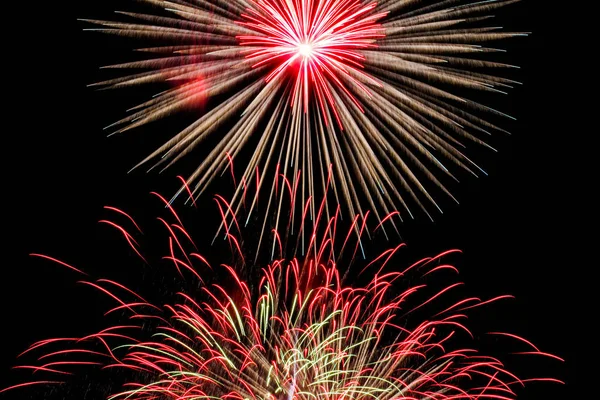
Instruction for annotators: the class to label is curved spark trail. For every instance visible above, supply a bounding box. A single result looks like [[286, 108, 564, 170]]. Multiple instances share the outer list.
[[82, 0, 526, 237]]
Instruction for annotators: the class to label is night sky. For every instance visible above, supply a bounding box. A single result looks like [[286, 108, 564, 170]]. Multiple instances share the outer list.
[[3, 1, 580, 399]]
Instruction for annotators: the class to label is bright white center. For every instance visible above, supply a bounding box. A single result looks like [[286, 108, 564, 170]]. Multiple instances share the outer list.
[[298, 43, 313, 58]]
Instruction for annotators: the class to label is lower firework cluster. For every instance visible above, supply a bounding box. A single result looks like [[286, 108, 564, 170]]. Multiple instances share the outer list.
[[3, 196, 562, 399]]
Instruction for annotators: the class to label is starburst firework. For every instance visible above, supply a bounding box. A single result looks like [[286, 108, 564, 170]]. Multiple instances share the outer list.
[[82, 0, 526, 234], [4, 196, 561, 398]]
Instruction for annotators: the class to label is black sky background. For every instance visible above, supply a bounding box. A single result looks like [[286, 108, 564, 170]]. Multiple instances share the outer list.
[[3, 0, 581, 398]]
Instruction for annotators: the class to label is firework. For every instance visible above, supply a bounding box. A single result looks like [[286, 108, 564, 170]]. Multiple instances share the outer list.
[[82, 0, 526, 235], [4, 197, 561, 398]]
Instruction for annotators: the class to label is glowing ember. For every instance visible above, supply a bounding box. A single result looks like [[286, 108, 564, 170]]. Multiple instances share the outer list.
[[297, 43, 313, 58]]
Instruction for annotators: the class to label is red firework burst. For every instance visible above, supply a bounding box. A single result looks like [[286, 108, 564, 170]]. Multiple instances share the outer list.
[[239, 0, 386, 123], [2, 192, 562, 398], [81, 0, 527, 232]]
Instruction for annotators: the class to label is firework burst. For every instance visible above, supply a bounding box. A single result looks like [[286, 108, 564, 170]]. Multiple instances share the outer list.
[[82, 0, 526, 235], [4, 196, 561, 398]]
